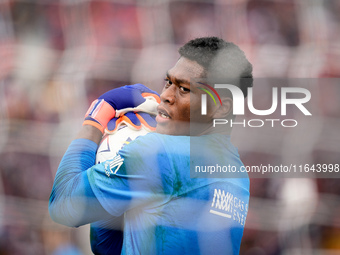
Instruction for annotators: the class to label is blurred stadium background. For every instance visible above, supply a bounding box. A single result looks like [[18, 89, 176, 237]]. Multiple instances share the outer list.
[[0, 0, 340, 254]]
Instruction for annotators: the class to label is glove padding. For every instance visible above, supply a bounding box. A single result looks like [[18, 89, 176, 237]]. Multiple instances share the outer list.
[[98, 83, 160, 111], [106, 112, 157, 134], [83, 84, 160, 133]]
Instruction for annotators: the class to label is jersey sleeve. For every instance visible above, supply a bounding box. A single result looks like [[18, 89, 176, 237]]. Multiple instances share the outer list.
[[49, 139, 112, 227], [87, 133, 174, 217]]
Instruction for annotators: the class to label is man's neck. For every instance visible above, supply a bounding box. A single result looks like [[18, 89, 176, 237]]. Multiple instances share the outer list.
[[191, 123, 232, 136]]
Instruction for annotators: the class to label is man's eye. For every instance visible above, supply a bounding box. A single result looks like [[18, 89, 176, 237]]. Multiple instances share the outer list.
[[180, 86, 190, 93], [164, 78, 172, 87]]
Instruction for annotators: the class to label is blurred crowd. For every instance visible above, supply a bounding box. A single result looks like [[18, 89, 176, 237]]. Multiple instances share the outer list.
[[0, 0, 340, 254]]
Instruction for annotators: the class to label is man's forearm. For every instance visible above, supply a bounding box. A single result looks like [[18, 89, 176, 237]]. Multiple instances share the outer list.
[[76, 124, 103, 144]]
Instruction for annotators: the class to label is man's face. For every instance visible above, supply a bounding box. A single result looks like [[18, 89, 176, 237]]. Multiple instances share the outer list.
[[156, 57, 214, 136]]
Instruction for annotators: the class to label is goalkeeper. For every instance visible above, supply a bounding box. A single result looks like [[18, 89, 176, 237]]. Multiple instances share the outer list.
[[49, 37, 253, 255]]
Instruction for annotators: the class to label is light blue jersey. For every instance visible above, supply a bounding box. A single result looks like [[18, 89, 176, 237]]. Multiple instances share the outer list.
[[87, 133, 249, 255]]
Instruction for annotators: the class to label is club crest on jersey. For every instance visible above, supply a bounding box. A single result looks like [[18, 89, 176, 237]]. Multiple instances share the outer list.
[[104, 154, 124, 177]]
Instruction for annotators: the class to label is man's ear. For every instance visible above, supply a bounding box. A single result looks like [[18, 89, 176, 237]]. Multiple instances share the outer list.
[[212, 97, 233, 119]]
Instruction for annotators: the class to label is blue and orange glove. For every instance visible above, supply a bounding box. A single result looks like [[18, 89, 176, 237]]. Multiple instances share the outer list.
[[83, 84, 160, 133], [106, 111, 157, 134]]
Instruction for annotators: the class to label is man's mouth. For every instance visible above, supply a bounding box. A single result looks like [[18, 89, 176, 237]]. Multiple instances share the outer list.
[[156, 106, 171, 121], [159, 111, 170, 119]]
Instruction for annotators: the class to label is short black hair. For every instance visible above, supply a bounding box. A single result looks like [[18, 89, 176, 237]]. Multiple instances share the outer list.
[[179, 37, 253, 97]]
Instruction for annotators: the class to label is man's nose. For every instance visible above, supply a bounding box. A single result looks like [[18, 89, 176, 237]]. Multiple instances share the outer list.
[[160, 85, 176, 104]]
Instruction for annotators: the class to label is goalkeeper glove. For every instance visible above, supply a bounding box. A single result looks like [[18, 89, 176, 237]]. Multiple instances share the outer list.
[[83, 84, 160, 133], [106, 111, 157, 134]]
